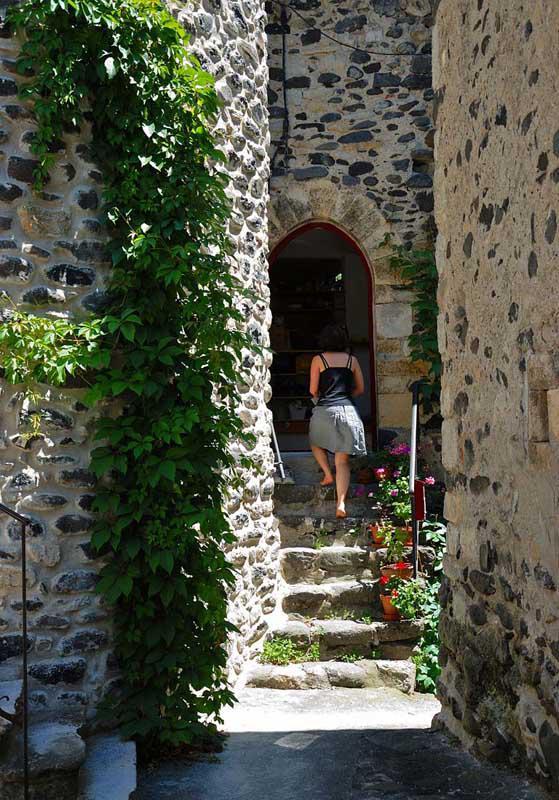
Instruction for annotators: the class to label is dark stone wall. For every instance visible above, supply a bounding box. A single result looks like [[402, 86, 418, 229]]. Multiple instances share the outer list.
[[266, 0, 436, 433], [267, 0, 435, 244]]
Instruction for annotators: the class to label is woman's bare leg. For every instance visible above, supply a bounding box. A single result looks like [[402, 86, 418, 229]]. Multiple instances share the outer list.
[[311, 446, 334, 485], [335, 452, 351, 515]]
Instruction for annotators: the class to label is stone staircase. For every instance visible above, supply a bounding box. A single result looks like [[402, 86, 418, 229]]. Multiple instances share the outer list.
[[243, 453, 422, 693]]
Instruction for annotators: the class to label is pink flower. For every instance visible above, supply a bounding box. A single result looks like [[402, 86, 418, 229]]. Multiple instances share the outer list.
[[375, 467, 387, 480], [424, 476, 436, 485], [392, 469, 401, 478], [389, 443, 411, 456], [390, 489, 399, 497]]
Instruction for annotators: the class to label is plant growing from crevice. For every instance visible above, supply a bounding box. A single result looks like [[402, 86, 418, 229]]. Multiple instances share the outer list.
[[338, 651, 361, 664], [7, 0, 254, 745], [260, 638, 320, 666], [382, 234, 440, 415]]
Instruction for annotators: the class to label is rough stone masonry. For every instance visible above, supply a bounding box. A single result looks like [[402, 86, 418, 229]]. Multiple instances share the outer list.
[[267, 0, 436, 433], [0, 0, 277, 734], [434, 0, 559, 791]]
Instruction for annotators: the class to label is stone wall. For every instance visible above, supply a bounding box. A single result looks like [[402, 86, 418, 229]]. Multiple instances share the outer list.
[[0, 0, 276, 733], [170, 0, 279, 681], [434, 0, 559, 789], [267, 0, 435, 433], [0, 15, 115, 720]]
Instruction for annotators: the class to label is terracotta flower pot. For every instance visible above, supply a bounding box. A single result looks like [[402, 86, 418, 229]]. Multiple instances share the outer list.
[[396, 526, 413, 547], [380, 562, 413, 580], [380, 594, 400, 621], [369, 524, 385, 548]]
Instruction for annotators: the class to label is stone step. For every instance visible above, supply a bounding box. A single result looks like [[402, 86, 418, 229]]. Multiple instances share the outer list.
[[0, 720, 86, 798], [242, 658, 416, 693], [282, 580, 378, 618], [279, 452, 373, 486], [270, 618, 423, 660], [278, 513, 375, 548], [78, 734, 137, 800], [280, 546, 375, 584], [278, 453, 321, 485], [274, 482, 377, 510]]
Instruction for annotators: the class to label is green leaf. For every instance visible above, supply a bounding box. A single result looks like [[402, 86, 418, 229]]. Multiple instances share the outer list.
[[160, 461, 176, 482], [160, 551, 174, 574]]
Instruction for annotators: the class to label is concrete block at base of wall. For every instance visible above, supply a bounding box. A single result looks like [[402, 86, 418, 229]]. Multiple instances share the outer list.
[[77, 734, 137, 800], [379, 392, 412, 428]]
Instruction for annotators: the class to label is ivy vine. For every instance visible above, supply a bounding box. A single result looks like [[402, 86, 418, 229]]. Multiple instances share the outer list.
[[7, 0, 252, 744], [385, 237, 441, 414]]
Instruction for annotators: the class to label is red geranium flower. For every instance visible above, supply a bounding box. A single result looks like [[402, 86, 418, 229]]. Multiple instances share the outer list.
[[395, 561, 409, 571], [391, 590, 399, 598], [380, 575, 389, 585]]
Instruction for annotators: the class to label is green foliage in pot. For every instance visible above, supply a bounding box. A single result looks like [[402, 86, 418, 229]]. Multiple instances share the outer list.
[[378, 524, 409, 564]]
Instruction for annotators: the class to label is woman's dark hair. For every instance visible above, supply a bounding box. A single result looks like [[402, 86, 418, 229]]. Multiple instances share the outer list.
[[318, 323, 350, 352]]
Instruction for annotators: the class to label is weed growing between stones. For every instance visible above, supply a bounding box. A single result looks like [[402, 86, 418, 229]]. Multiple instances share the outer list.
[[260, 638, 320, 666], [338, 651, 361, 664], [6, 0, 253, 746]]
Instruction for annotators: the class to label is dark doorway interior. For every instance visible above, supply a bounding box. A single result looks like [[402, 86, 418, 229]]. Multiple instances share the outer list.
[[269, 225, 376, 452]]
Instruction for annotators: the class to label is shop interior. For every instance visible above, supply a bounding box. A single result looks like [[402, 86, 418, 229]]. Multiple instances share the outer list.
[[269, 226, 375, 451]]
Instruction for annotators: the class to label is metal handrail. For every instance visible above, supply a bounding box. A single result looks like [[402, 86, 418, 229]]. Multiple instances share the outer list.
[[271, 422, 286, 481], [408, 382, 423, 579], [0, 502, 30, 800]]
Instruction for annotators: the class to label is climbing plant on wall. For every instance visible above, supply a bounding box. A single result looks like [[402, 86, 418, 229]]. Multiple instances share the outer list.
[[6, 0, 250, 744], [384, 236, 441, 414]]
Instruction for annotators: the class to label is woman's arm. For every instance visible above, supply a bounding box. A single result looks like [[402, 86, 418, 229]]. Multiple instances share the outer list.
[[309, 355, 321, 400], [352, 357, 365, 397]]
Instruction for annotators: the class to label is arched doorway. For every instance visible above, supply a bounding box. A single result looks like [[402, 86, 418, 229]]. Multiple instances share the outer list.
[[269, 221, 377, 451]]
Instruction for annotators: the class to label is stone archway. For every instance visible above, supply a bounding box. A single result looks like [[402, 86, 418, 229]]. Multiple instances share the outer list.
[[269, 178, 395, 282], [268, 179, 423, 436]]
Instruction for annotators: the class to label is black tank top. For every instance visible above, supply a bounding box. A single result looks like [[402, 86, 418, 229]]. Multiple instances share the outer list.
[[317, 353, 355, 407]]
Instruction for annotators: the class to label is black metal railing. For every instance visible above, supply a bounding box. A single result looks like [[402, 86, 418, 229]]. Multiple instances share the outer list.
[[0, 503, 30, 800]]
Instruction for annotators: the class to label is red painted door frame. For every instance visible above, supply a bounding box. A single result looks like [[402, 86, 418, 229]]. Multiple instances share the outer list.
[[269, 220, 378, 450]]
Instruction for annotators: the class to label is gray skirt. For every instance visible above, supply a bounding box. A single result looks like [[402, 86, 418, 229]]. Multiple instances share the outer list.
[[309, 404, 367, 456]]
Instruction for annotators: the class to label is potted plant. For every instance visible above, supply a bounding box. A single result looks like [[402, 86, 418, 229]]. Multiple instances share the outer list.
[[380, 559, 413, 581], [388, 576, 429, 620], [379, 575, 402, 621], [369, 520, 391, 548], [379, 525, 409, 561]]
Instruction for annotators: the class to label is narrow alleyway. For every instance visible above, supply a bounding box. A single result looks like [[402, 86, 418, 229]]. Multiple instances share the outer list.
[[138, 457, 547, 800], [136, 688, 546, 800]]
